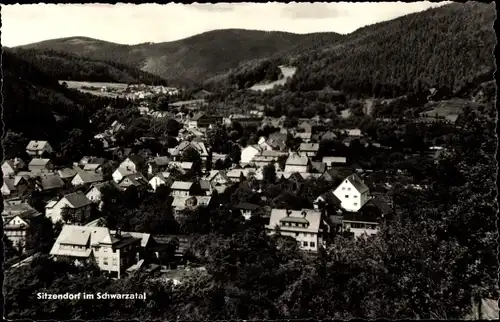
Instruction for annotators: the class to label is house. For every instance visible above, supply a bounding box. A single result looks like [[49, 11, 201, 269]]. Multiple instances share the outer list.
[[45, 192, 93, 224], [109, 120, 124, 134], [3, 158, 25, 174], [203, 170, 229, 186], [240, 145, 262, 166], [71, 171, 104, 187], [310, 161, 326, 174], [171, 195, 212, 216], [333, 173, 371, 212], [80, 157, 106, 167], [199, 180, 213, 196], [117, 173, 149, 190], [57, 167, 81, 182], [85, 181, 119, 209], [322, 156, 348, 168], [284, 153, 310, 173], [251, 150, 287, 169], [170, 141, 209, 161], [147, 157, 170, 176], [341, 212, 381, 239], [112, 167, 135, 183], [83, 163, 103, 173], [28, 158, 53, 172], [223, 114, 263, 127], [188, 113, 222, 129], [298, 143, 320, 157], [119, 155, 145, 173], [50, 225, 141, 278], [344, 128, 362, 137], [313, 191, 342, 211], [3, 210, 43, 252], [170, 181, 196, 197], [36, 174, 65, 192], [267, 132, 288, 151], [168, 161, 193, 173], [234, 203, 259, 220], [320, 130, 337, 141], [226, 169, 246, 182], [26, 140, 53, 157], [266, 209, 327, 252], [149, 172, 173, 192], [294, 122, 313, 142], [1, 176, 28, 196]]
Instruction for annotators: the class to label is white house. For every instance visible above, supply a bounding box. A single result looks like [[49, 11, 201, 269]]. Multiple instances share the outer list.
[[266, 209, 326, 252], [240, 145, 262, 166], [112, 167, 135, 183], [118, 155, 145, 173], [2, 160, 17, 176], [298, 143, 320, 157], [170, 181, 194, 197], [45, 192, 93, 224], [149, 172, 173, 192], [26, 140, 53, 157], [71, 171, 104, 186], [332, 173, 370, 212], [50, 225, 142, 279]]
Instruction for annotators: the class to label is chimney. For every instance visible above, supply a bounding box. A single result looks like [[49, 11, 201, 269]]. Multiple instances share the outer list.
[[286, 209, 292, 217], [301, 210, 307, 218]]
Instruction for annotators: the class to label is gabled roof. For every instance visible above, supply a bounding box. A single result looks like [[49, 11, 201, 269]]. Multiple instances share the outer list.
[[299, 143, 320, 152], [114, 167, 135, 177], [266, 209, 322, 234], [310, 161, 326, 173], [171, 181, 193, 190], [2, 178, 16, 191], [285, 153, 309, 166], [119, 173, 148, 187], [26, 140, 50, 151], [345, 173, 369, 193], [28, 158, 51, 167], [63, 191, 92, 208], [58, 167, 80, 179], [40, 174, 65, 190], [199, 180, 212, 191], [126, 154, 145, 165], [3, 160, 15, 171], [151, 156, 170, 166], [74, 171, 104, 184]]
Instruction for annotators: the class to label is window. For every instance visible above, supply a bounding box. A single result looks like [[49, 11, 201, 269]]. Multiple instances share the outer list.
[[345, 195, 349, 198], [354, 195, 358, 198], [103, 257, 109, 265], [342, 187, 345, 190], [347, 187, 351, 191], [112, 258, 117, 266], [295, 232, 299, 237], [303, 241, 308, 247], [310, 242, 316, 248], [354, 203, 358, 206]]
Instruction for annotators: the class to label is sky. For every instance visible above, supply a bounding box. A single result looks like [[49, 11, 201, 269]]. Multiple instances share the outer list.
[[1, 2, 452, 47]]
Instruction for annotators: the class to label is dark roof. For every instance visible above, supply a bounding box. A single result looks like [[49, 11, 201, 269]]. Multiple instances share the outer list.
[[40, 175, 65, 190], [127, 154, 145, 165], [64, 192, 92, 208], [280, 216, 309, 224], [341, 211, 380, 223], [346, 173, 369, 193], [311, 161, 326, 173], [114, 236, 142, 249], [319, 191, 341, 206], [235, 203, 259, 211], [363, 196, 392, 214]]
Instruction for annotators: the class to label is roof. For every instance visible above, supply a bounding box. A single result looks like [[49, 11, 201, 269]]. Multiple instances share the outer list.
[[285, 153, 309, 166], [28, 158, 51, 167], [126, 154, 145, 165], [40, 175, 65, 190], [2, 200, 39, 218], [199, 180, 212, 191], [115, 167, 135, 177], [119, 173, 148, 187], [169, 161, 193, 170], [299, 143, 320, 152], [346, 173, 370, 193], [152, 156, 170, 166], [171, 181, 193, 190], [73, 171, 104, 184], [321, 131, 337, 140], [63, 191, 92, 208], [363, 196, 392, 214], [310, 161, 326, 173], [58, 167, 80, 179], [26, 140, 50, 151], [266, 209, 322, 234], [190, 112, 205, 121], [322, 156, 347, 164], [83, 164, 102, 171], [342, 211, 380, 224], [315, 191, 341, 206], [203, 170, 229, 182], [171, 196, 212, 210], [2, 178, 16, 191]]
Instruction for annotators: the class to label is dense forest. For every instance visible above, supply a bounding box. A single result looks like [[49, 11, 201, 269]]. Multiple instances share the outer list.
[[287, 2, 496, 98], [9, 48, 168, 85], [1, 51, 131, 164], [17, 30, 343, 86]]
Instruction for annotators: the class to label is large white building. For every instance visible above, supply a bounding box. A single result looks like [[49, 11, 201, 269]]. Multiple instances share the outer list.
[[333, 173, 370, 212], [266, 208, 327, 252]]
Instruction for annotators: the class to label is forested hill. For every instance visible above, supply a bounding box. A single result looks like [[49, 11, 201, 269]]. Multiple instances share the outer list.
[[8, 48, 168, 85], [2, 51, 125, 162], [287, 1, 496, 98], [17, 29, 344, 86]]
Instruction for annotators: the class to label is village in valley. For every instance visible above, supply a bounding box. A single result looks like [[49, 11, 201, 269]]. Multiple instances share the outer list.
[[2, 2, 497, 320], [2, 86, 458, 276]]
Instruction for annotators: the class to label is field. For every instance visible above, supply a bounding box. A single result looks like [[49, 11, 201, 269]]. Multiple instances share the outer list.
[[249, 66, 297, 91], [419, 98, 474, 122], [59, 80, 130, 90]]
